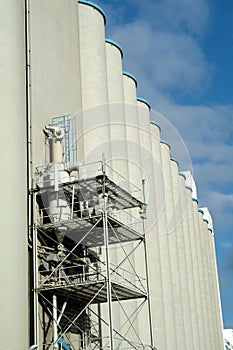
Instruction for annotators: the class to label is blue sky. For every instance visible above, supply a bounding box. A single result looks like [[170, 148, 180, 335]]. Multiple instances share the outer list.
[[90, 0, 233, 327]]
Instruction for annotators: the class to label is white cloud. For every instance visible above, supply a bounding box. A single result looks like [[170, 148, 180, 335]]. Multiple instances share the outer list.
[[109, 20, 212, 96], [98, 0, 209, 35], [129, 0, 210, 35]]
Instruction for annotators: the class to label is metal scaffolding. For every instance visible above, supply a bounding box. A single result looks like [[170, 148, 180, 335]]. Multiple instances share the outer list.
[[32, 159, 154, 350]]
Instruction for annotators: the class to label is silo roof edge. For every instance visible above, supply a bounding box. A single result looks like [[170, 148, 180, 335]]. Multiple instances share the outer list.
[[170, 157, 179, 166], [78, 0, 106, 24], [160, 139, 171, 149], [105, 38, 123, 57], [150, 120, 161, 130], [123, 71, 138, 87], [137, 97, 151, 110]]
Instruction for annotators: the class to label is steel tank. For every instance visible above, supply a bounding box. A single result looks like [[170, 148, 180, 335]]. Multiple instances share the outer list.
[[0, 1, 28, 348]]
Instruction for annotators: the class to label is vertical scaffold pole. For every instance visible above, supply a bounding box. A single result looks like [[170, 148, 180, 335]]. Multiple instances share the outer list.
[[142, 179, 155, 348], [53, 295, 59, 350], [33, 214, 39, 346], [102, 158, 114, 350]]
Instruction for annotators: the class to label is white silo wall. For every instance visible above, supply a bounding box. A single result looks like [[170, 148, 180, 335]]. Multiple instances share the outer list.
[[149, 122, 167, 350], [202, 218, 218, 348], [201, 214, 224, 349], [105, 40, 128, 177], [0, 1, 28, 349], [170, 159, 191, 349], [30, 0, 82, 167], [178, 174, 196, 349], [161, 142, 184, 350], [184, 187, 201, 349], [77, 1, 110, 164], [150, 139, 176, 350], [198, 209, 213, 349], [105, 39, 126, 343], [150, 123, 179, 350], [209, 231, 225, 349], [122, 73, 142, 215], [191, 197, 206, 349], [120, 73, 141, 342], [136, 100, 159, 346], [201, 208, 224, 348]]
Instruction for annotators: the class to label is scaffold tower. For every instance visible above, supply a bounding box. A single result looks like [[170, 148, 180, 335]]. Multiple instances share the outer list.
[[30, 123, 154, 350]]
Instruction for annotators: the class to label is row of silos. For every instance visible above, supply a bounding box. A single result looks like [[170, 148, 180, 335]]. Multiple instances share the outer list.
[[0, 0, 224, 349], [72, 2, 224, 349]]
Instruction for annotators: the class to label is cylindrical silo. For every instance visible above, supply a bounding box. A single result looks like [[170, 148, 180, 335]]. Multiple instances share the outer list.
[[30, 0, 82, 167], [169, 158, 191, 349], [122, 72, 142, 196], [136, 99, 157, 346], [77, 0, 111, 164], [197, 208, 213, 349], [201, 215, 217, 348], [104, 38, 126, 345], [201, 208, 225, 349], [120, 72, 141, 342], [184, 185, 201, 349], [178, 173, 195, 349], [160, 141, 183, 350], [148, 134, 176, 350], [149, 122, 169, 350], [0, 1, 28, 349], [208, 230, 225, 349], [191, 196, 206, 349], [105, 39, 128, 177]]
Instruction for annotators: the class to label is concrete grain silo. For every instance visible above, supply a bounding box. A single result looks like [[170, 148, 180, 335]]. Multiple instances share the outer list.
[[77, 0, 111, 165], [0, 1, 225, 349], [0, 1, 28, 349]]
